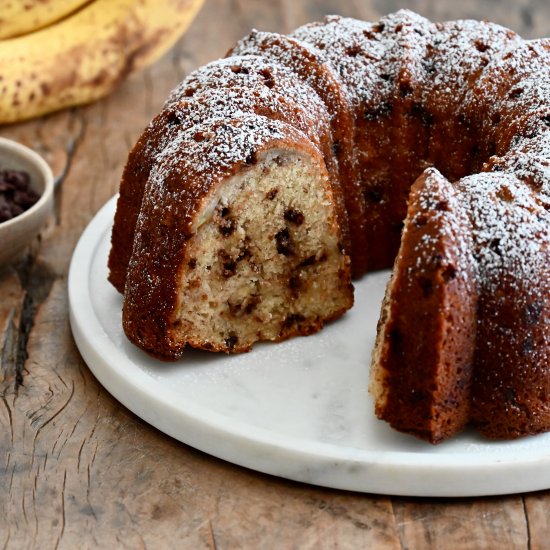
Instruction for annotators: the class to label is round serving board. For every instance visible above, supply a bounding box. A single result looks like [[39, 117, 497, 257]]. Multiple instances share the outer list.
[[69, 196, 550, 497]]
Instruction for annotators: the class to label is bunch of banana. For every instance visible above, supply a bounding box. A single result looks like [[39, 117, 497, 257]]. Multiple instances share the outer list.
[[0, 0, 204, 125]]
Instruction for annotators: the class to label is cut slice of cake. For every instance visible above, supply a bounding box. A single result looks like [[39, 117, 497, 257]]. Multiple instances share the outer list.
[[119, 115, 353, 360], [370, 168, 478, 443]]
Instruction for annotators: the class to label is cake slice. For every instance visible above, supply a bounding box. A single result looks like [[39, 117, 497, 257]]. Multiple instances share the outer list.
[[120, 115, 353, 360], [369, 168, 478, 443]]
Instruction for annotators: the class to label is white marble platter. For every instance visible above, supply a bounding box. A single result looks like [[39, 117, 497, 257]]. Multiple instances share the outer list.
[[68, 196, 550, 497]]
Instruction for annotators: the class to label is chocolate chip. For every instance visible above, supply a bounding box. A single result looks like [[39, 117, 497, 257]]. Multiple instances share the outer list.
[[283, 313, 305, 328], [474, 40, 489, 52], [244, 295, 261, 314], [218, 250, 237, 277], [265, 188, 278, 200], [245, 152, 257, 165], [218, 217, 235, 237], [0, 167, 39, 223], [275, 228, 293, 256], [225, 335, 238, 350], [187, 258, 197, 269], [289, 275, 301, 291], [283, 208, 304, 226], [298, 255, 316, 268]]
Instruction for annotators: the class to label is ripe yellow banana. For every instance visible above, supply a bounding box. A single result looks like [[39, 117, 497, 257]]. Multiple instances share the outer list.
[[0, 0, 90, 39], [0, 0, 204, 125]]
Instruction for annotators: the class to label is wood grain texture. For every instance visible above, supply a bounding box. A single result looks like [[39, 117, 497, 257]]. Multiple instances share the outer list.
[[1, 0, 549, 548]]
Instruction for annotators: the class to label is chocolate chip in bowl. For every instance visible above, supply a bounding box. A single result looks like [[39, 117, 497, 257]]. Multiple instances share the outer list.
[[0, 137, 54, 266]]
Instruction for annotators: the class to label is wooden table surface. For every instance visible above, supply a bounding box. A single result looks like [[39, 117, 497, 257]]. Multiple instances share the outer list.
[[2, 0, 550, 547]]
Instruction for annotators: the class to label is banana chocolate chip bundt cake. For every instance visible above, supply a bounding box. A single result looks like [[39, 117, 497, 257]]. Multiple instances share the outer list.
[[108, 11, 550, 443]]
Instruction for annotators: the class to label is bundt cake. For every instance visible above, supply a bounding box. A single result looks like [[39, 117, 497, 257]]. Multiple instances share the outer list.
[[108, 10, 550, 443]]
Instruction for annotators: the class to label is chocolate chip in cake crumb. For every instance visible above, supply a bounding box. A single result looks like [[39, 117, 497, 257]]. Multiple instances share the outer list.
[[265, 188, 278, 200], [222, 261, 236, 277], [229, 296, 261, 318], [283, 313, 306, 329], [273, 156, 289, 167], [244, 295, 261, 314], [225, 334, 238, 350], [237, 246, 251, 262], [218, 218, 235, 236], [289, 274, 301, 292], [218, 250, 237, 277], [283, 208, 304, 225], [435, 200, 449, 211], [298, 255, 316, 268], [275, 228, 294, 256], [187, 258, 197, 269]]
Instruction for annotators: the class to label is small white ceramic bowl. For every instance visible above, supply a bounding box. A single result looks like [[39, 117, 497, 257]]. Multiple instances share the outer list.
[[0, 137, 54, 266]]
